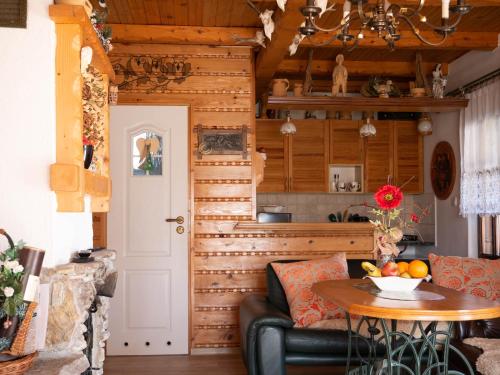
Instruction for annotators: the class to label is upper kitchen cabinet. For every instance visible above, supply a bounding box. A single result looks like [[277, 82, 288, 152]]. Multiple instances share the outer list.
[[364, 121, 394, 193], [289, 120, 329, 192], [256, 120, 288, 192], [393, 121, 424, 193], [256, 119, 329, 193], [364, 120, 423, 193], [329, 120, 364, 164]]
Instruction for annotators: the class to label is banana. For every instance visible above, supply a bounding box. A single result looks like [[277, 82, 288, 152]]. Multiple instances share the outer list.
[[368, 268, 382, 277], [361, 262, 377, 272], [361, 262, 382, 277]]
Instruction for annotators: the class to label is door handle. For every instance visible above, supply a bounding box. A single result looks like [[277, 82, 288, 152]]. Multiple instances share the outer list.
[[165, 216, 184, 224]]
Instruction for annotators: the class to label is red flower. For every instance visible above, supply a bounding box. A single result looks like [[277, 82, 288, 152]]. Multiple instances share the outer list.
[[374, 185, 403, 210], [410, 213, 420, 223]]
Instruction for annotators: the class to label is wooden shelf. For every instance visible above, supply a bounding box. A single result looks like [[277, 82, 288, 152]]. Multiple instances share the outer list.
[[49, 4, 115, 81], [266, 96, 468, 113], [84, 170, 110, 197], [235, 222, 374, 234]]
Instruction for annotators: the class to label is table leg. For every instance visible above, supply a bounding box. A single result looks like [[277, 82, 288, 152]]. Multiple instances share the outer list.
[[345, 315, 475, 375]]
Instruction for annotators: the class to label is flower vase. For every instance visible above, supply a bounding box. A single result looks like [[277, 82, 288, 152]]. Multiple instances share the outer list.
[[376, 253, 395, 269], [83, 144, 94, 169]]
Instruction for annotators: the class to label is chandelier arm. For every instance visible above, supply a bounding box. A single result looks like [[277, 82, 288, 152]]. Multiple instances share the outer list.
[[418, 13, 464, 32], [304, 33, 340, 47], [356, 0, 371, 25], [398, 14, 448, 46], [310, 11, 361, 33], [345, 36, 360, 52]]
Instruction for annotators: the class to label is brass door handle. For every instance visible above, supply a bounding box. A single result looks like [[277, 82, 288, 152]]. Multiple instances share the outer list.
[[166, 216, 184, 224]]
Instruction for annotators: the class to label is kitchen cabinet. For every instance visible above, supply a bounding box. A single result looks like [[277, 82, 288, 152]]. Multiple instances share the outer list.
[[364, 121, 394, 192], [289, 120, 329, 192], [393, 121, 423, 193], [364, 120, 423, 193], [329, 120, 364, 164], [256, 120, 288, 192], [256, 119, 329, 192]]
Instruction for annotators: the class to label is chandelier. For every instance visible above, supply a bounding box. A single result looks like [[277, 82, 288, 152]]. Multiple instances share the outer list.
[[299, 0, 472, 50]]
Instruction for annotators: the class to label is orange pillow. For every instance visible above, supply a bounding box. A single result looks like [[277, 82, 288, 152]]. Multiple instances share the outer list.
[[429, 253, 500, 301], [271, 254, 349, 328]]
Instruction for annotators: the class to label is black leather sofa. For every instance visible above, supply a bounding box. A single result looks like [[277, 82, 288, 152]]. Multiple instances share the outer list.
[[240, 258, 498, 375]]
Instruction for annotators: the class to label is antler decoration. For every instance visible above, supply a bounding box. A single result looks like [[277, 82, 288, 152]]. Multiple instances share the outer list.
[[246, 0, 275, 40], [233, 30, 267, 48]]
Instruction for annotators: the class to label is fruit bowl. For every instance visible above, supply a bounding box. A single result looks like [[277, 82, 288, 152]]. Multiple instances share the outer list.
[[367, 275, 431, 292]]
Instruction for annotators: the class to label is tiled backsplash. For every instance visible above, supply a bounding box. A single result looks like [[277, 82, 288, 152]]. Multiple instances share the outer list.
[[257, 193, 436, 243]]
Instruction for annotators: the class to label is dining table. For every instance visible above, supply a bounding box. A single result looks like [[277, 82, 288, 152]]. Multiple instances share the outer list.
[[312, 279, 500, 375]]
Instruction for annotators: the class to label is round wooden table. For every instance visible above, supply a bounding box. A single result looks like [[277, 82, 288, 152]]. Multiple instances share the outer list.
[[312, 279, 500, 375]]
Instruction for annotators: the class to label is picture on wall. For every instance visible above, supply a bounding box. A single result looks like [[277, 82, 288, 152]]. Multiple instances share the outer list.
[[196, 125, 248, 160]]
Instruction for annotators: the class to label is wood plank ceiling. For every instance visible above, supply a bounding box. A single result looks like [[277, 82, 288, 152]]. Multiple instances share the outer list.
[[99, 0, 500, 96]]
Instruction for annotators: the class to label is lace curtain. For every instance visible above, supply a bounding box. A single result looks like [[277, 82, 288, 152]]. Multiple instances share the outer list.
[[459, 77, 500, 216]]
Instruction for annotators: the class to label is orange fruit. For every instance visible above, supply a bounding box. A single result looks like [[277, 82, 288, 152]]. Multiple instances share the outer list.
[[408, 260, 428, 278], [397, 262, 409, 275]]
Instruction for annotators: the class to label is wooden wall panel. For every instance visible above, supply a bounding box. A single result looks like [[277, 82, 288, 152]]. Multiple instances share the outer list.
[[112, 43, 375, 352]]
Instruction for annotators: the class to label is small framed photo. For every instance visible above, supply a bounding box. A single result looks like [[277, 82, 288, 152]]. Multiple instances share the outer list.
[[478, 215, 498, 259], [196, 124, 248, 160]]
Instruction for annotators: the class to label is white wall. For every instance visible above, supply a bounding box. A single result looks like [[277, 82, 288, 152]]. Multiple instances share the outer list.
[[425, 44, 500, 257], [0, 0, 93, 267]]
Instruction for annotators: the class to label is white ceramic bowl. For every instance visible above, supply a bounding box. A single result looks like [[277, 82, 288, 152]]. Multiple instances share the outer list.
[[367, 275, 430, 292], [260, 205, 285, 213]]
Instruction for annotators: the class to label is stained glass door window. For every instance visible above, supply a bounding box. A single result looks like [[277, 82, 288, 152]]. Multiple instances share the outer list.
[[132, 131, 163, 176]]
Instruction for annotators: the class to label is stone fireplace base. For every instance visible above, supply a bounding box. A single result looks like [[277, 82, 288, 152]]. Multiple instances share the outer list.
[[28, 250, 116, 375]]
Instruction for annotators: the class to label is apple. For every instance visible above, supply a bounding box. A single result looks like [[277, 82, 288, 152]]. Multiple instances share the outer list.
[[381, 261, 400, 277]]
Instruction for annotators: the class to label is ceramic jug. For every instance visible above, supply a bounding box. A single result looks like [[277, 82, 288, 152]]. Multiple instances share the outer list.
[[293, 82, 304, 96], [272, 79, 289, 96]]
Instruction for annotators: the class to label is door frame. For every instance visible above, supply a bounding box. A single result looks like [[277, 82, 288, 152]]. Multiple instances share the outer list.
[[111, 102, 194, 353]]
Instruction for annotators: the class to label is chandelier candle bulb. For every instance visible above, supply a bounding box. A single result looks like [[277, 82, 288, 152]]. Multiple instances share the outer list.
[[343, 0, 351, 18], [442, 0, 450, 19]]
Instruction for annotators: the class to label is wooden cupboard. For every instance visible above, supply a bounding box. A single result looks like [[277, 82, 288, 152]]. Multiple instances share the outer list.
[[256, 120, 329, 192], [364, 120, 394, 192], [257, 119, 423, 194], [329, 120, 364, 164]]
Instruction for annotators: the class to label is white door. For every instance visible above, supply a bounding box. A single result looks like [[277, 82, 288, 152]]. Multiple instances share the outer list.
[[108, 106, 189, 355]]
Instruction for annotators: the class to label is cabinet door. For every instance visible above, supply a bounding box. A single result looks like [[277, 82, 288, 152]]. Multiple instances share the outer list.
[[364, 121, 394, 192], [329, 120, 364, 164], [393, 121, 423, 193], [290, 120, 329, 192], [256, 120, 288, 192]]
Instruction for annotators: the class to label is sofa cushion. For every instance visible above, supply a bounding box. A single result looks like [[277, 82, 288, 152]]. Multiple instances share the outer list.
[[429, 253, 500, 300], [271, 254, 349, 328]]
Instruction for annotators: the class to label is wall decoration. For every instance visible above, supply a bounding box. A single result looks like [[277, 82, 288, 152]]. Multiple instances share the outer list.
[[431, 141, 456, 200], [113, 56, 192, 93], [90, 0, 112, 53], [0, 0, 27, 28], [196, 125, 248, 160], [233, 30, 266, 48], [432, 64, 447, 99], [82, 67, 107, 170]]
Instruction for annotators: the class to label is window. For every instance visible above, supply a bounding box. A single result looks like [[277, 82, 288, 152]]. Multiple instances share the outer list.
[[132, 131, 163, 176]]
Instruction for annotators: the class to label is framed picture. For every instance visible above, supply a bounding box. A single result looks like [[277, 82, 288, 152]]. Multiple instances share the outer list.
[[478, 215, 499, 259], [0, 0, 27, 28], [430, 141, 456, 200], [196, 125, 248, 160]]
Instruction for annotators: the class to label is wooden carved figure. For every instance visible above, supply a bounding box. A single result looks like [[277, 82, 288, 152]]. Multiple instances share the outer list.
[[332, 54, 348, 96]]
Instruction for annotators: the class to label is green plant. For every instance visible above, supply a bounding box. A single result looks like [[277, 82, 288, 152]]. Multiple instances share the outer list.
[[0, 240, 25, 322]]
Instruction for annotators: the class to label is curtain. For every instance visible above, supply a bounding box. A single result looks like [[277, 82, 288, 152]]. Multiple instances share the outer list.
[[459, 77, 500, 216]]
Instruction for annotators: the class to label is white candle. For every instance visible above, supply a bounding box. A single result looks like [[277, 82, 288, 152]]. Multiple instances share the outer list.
[[442, 0, 450, 19], [343, 0, 351, 18]]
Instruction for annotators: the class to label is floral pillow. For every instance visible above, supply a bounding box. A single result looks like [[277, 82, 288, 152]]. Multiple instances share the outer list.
[[428, 253, 500, 301], [271, 254, 349, 328]]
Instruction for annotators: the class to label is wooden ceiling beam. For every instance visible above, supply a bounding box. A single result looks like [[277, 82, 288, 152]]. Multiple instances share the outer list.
[[301, 31, 499, 50], [255, 0, 306, 98], [110, 24, 259, 45], [278, 59, 448, 77]]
